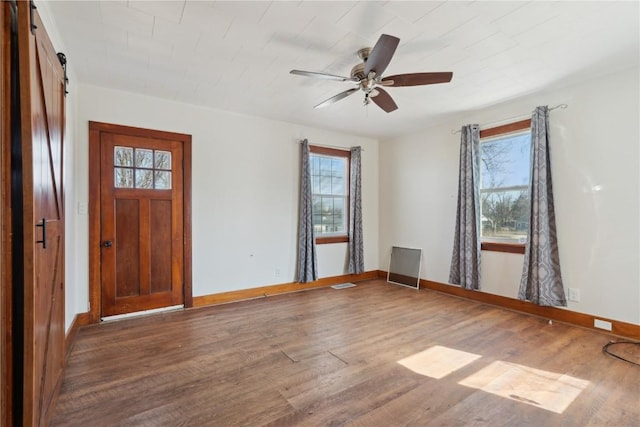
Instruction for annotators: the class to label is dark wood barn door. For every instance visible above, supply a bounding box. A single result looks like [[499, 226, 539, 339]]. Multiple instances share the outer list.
[[18, 2, 66, 425], [89, 123, 192, 319]]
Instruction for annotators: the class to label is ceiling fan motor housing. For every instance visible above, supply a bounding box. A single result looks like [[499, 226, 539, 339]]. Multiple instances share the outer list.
[[350, 63, 365, 81]]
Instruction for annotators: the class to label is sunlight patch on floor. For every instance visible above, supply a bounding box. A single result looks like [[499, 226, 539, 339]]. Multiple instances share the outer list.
[[459, 361, 590, 414], [397, 345, 482, 379]]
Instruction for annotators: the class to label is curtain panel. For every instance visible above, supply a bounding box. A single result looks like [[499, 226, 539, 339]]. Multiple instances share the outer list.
[[518, 106, 566, 306], [348, 146, 364, 274], [296, 139, 318, 283], [449, 125, 481, 290]]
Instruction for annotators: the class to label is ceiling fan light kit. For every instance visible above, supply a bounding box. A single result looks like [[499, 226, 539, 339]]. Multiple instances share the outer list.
[[290, 34, 453, 113]]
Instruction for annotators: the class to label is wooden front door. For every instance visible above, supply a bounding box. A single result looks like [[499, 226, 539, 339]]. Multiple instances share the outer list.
[[18, 2, 66, 425], [90, 123, 192, 318]]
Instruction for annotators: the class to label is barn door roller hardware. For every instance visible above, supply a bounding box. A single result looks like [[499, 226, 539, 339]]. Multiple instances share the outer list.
[[57, 52, 69, 96], [29, 0, 37, 34]]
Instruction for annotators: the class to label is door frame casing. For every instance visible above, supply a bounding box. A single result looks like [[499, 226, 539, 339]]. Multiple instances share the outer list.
[[88, 121, 192, 323]]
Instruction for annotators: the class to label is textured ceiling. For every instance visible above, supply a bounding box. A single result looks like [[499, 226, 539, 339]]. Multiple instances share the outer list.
[[47, 1, 639, 139]]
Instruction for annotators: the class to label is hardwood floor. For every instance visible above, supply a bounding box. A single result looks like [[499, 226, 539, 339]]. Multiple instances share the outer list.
[[51, 280, 639, 426]]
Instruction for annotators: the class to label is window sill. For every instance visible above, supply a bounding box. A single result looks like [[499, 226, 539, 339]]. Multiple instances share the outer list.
[[316, 235, 349, 244], [481, 242, 525, 254]]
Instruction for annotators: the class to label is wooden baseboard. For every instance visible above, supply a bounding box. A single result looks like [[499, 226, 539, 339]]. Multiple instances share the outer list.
[[65, 312, 90, 360], [377, 270, 640, 340], [193, 271, 379, 307]]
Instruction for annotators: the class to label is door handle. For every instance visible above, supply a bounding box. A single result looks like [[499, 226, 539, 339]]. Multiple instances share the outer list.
[[102, 240, 113, 248], [36, 218, 46, 249]]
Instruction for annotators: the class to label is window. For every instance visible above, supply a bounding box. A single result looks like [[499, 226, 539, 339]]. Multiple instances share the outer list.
[[114, 146, 172, 189], [309, 146, 350, 244], [479, 119, 531, 253]]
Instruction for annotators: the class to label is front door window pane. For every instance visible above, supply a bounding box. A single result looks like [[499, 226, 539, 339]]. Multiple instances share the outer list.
[[155, 151, 172, 170], [114, 146, 133, 167], [135, 169, 153, 189], [114, 168, 133, 188], [135, 148, 153, 168], [154, 171, 172, 189]]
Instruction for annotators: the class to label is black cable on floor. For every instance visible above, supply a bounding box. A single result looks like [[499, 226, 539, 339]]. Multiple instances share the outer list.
[[602, 340, 640, 366]]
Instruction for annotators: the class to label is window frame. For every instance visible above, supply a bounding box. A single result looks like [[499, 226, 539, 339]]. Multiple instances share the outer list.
[[309, 145, 350, 244], [479, 119, 531, 255]]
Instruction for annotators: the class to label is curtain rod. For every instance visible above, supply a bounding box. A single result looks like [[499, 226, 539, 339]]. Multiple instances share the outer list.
[[451, 104, 568, 135], [297, 140, 365, 151]]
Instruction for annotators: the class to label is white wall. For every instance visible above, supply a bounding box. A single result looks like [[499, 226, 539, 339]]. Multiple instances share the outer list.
[[70, 85, 379, 319], [380, 66, 640, 325]]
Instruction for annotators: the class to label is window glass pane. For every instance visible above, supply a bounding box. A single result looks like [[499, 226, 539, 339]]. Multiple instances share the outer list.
[[320, 157, 332, 174], [481, 133, 531, 189], [154, 150, 172, 170], [114, 168, 133, 188], [311, 156, 319, 175], [332, 158, 344, 176], [320, 176, 332, 194], [311, 172, 320, 194], [114, 146, 133, 167], [312, 196, 322, 234], [154, 171, 172, 189], [135, 169, 154, 189], [135, 148, 153, 169], [481, 190, 529, 243], [332, 176, 345, 195], [333, 197, 346, 233], [320, 197, 335, 233], [317, 196, 347, 234]]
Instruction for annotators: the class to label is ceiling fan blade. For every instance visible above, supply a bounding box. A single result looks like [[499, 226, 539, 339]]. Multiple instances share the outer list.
[[370, 87, 398, 113], [290, 70, 358, 82], [382, 72, 453, 87], [314, 88, 359, 109], [364, 34, 400, 78]]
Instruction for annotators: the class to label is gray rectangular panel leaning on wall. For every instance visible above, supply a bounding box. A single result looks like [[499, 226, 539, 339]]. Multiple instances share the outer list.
[[388, 246, 422, 289]]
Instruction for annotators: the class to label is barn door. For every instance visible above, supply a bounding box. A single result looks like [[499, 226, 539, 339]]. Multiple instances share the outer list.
[[18, 2, 66, 425], [89, 122, 192, 319]]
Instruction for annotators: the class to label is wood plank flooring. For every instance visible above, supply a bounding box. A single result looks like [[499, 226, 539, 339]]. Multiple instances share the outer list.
[[51, 280, 640, 426]]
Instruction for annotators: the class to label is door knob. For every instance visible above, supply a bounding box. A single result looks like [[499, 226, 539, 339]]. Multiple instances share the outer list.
[[102, 240, 113, 248]]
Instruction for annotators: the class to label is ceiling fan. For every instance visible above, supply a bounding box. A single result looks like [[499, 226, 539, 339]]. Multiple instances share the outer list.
[[290, 34, 453, 113]]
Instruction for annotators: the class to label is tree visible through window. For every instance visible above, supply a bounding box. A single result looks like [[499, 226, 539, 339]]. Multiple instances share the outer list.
[[480, 121, 531, 246], [309, 146, 350, 243]]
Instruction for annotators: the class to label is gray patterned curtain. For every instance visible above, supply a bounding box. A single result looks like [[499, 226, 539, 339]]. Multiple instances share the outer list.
[[296, 139, 318, 283], [348, 146, 364, 274], [518, 107, 566, 306], [449, 125, 481, 290]]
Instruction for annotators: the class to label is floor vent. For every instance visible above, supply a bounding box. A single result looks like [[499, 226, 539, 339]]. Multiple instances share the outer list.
[[331, 283, 357, 290]]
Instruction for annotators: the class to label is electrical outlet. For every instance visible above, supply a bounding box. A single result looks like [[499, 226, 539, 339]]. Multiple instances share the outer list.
[[275, 268, 281, 277], [568, 288, 580, 302], [594, 319, 612, 331]]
